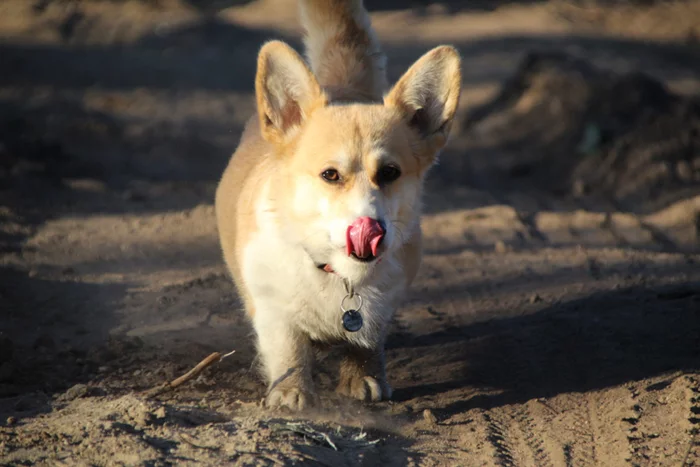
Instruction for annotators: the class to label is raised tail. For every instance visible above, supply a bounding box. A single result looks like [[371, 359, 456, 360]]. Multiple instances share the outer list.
[[298, 0, 387, 101]]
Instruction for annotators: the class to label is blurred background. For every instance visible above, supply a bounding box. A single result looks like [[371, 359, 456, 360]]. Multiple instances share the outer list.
[[1, 0, 699, 210], [1, 0, 699, 205], [1, 1, 699, 465]]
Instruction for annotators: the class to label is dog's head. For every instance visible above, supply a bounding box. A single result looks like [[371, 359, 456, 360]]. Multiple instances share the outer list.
[[255, 41, 461, 284]]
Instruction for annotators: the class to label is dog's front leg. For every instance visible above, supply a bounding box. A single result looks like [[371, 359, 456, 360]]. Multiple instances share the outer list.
[[336, 344, 392, 402], [255, 314, 316, 411]]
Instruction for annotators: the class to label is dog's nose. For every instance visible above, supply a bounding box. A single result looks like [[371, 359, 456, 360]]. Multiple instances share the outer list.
[[346, 217, 385, 259]]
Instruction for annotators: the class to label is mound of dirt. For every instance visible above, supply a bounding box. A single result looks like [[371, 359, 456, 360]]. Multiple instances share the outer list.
[[463, 52, 700, 212]]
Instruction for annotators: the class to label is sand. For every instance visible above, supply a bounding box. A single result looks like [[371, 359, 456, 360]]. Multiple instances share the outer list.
[[1, 1, 699, 465]]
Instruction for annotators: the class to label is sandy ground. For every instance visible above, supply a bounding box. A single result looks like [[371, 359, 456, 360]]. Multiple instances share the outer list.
[[1, 1, 699, 465]]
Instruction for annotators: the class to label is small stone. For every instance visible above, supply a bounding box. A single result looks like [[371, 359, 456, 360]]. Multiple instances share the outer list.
[[494, 240, 507, 254], [154, 406, 167, 419], [6, 416, 16, 426], [529, 293, 543, 304], [423, 409, 438, 425], [98, 366, 109, 373]]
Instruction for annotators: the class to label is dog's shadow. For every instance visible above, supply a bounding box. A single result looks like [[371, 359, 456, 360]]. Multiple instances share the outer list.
[[386, 281, 700, 414]]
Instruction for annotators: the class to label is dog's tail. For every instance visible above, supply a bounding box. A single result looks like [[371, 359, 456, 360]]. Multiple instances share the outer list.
[[298, 0, 387, 101]]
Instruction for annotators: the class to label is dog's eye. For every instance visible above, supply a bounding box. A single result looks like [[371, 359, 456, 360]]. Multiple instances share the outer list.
[[321, 169, 340, 183], [377, 164, 401, 185]]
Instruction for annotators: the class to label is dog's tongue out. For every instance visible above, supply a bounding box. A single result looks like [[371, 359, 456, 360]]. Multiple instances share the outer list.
[[346, 217, 384, 259]]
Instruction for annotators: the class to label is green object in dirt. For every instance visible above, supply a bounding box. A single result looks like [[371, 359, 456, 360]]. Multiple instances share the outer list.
[[577, 123, 602, 155]]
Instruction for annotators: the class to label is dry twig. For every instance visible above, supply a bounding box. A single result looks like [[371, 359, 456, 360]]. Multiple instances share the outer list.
[[143, 350, 235, 398]]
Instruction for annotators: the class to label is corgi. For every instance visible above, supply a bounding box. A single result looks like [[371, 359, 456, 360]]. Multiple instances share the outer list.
[[215, 0, 461, 411]]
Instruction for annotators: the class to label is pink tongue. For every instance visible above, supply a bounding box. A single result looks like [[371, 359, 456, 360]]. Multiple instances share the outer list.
[[346, 217, 385, 258]]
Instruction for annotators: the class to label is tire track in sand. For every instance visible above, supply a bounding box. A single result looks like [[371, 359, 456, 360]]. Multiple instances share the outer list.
[[553, 388, 632, 467], [506, 330, 568, 467], [682, 375, 700, 467], [482, 331, 565, 467], [483, 410, 518, 467], [509, 401, 560, 467], [622, 384, 646, 467], [564, 394, 597, 467], [621, 375, 700, 466]]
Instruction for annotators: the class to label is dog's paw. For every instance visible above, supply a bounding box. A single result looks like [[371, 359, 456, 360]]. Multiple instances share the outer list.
[[336, 375, 392, 402], [266, 386, 316, 411]]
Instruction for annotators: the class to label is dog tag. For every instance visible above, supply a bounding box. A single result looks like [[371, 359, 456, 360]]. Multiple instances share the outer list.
[[340, 287, 364, 333], [342, 309, 363, 332]]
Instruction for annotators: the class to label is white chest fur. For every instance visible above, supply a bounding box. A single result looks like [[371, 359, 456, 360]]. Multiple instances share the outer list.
[[240, 190, 406, 349]]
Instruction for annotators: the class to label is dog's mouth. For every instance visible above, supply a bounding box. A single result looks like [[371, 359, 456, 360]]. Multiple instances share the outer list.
[[350, 252, 378, 263], [317, 252, 379, 275]]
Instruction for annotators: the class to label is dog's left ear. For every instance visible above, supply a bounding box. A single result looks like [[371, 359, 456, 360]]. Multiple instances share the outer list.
[[385, 46, 461, 158], [255, 40, 327, 145]]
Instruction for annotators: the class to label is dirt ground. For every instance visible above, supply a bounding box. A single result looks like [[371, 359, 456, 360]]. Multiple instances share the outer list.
[[1, 0, 699, 466]]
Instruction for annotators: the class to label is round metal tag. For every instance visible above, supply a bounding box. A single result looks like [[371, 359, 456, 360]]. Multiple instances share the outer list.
[[342, 309, 363, 332]]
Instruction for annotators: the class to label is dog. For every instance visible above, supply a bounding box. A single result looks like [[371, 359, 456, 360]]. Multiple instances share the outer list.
[[215, 0, 461, 411]]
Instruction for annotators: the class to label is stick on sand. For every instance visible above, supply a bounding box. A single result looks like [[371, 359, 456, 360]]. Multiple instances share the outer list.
[[144, 350, 235, 399]]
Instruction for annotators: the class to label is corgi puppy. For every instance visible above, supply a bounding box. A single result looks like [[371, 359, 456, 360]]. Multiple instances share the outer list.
[[215, 0, 461, 410]]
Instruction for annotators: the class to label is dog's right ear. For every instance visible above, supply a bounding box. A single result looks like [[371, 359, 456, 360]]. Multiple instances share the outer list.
[[255, 41, 327, 145]]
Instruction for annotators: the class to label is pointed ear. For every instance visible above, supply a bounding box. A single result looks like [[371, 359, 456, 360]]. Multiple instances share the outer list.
[[255, 40, 327, 144], [385, 46, 461, 154]]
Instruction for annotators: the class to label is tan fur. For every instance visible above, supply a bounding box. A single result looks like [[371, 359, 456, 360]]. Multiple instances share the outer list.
[[215, 118, 268, 317], [215, 0, 461, 411], [299, 0, 387, 100]]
